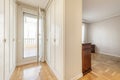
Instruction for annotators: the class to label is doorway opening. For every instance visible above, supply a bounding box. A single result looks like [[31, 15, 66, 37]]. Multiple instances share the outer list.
[[23, 13, 37, 58], [81, 0, 120, 79]]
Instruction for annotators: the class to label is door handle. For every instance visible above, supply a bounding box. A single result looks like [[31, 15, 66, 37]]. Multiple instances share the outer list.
[[54, 39, 56, 42], [13, 38, 15, 42], [3, 38, 6, 43]]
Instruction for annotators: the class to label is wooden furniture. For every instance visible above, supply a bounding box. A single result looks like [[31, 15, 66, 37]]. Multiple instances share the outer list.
[[82, 43, 92, 75], [91, 44, 95, 53]]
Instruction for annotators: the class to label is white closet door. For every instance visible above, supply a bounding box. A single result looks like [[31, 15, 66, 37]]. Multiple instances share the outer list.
[[50, 1, 55, 68], [0, 0, 4, 80], [10, 0, 14, 73], [4, 0, 10, 79], [13, 0, 16, 69], [54, 0, 63, 75], [46, 8, 51, 63]]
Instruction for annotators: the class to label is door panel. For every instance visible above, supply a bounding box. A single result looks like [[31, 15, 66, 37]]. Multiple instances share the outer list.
[[50, 2, 55, 67], [46, 8, 51, 63], [0, 0, 16, 79], [17, 7, 38, 65], [13, 1, 16, 68], [22, 13, 38, 64], [4, 0, 10, 79], [23, 13, 37, 58], [54, 0, 63, 74], [10, 0, 14, 73], [0, 0, 4, 79]]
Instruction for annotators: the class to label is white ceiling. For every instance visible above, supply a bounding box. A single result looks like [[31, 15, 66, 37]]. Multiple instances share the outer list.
[[83, 0, 120, 23], [17, 0, 49, 9]]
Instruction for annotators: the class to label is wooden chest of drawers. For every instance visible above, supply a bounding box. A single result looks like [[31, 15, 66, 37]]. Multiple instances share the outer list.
[[82, 43, 92, 75]]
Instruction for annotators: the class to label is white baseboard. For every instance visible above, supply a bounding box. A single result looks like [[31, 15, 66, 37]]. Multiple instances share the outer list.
[[46, 60, 64, 80], [9, 65, 16, 79], [96, 51, 120, 57], [46, 60, 83, 80], [17, 60, 37, 66], [71, 73, 83, 80]]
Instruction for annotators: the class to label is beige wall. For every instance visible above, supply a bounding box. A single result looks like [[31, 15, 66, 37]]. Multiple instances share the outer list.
[[65, 0, 82, 79], [87, 16, 120, 57]]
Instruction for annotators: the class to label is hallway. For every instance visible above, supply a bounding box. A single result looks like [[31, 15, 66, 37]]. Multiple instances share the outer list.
[[0, 0, 82, 79], [10, 62, 57, 80], [1, 0, 120, 80]]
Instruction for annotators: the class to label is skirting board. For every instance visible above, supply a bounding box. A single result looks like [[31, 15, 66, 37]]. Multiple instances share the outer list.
[[71, 73, 83, 80], [46, 60, 83, 80], [96, 51, 120, 58], [46, 60, 64, 80], [9, 66, 16, 79], [17, 60, 37, 66]]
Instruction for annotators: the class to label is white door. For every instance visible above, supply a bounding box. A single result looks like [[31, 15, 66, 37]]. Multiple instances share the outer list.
[[17, 6, 40, 65], [50, 2, 55, 67], [23, 13, 38, 64], [4, 0, 10, 79], [13, 1, 17, 69], [10, 0, 15, 76], [0, 0, 4, 80], [46, 8, 51, 63], [9, 0, 16, 76]]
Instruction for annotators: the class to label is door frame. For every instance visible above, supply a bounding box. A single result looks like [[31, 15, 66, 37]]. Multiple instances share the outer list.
[[17, 6, 39, 66], [22, 8, 38, 64], [23, 12, 38, 58]]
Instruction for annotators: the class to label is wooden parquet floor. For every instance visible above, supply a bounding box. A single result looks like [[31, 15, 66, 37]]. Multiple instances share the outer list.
[[80, 53, 120, 80], [10, 62, 57, 80], [11, 53, 120, 80]]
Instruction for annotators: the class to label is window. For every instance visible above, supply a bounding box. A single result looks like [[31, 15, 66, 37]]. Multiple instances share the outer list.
[[82, 23, 85, 43], [23, 13, 37, 58]]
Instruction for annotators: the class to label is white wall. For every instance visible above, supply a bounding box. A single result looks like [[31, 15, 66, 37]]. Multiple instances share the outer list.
[[0, 0, 17, 80], [87, 16, 120, 57], [46, 0, 82, 80]]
